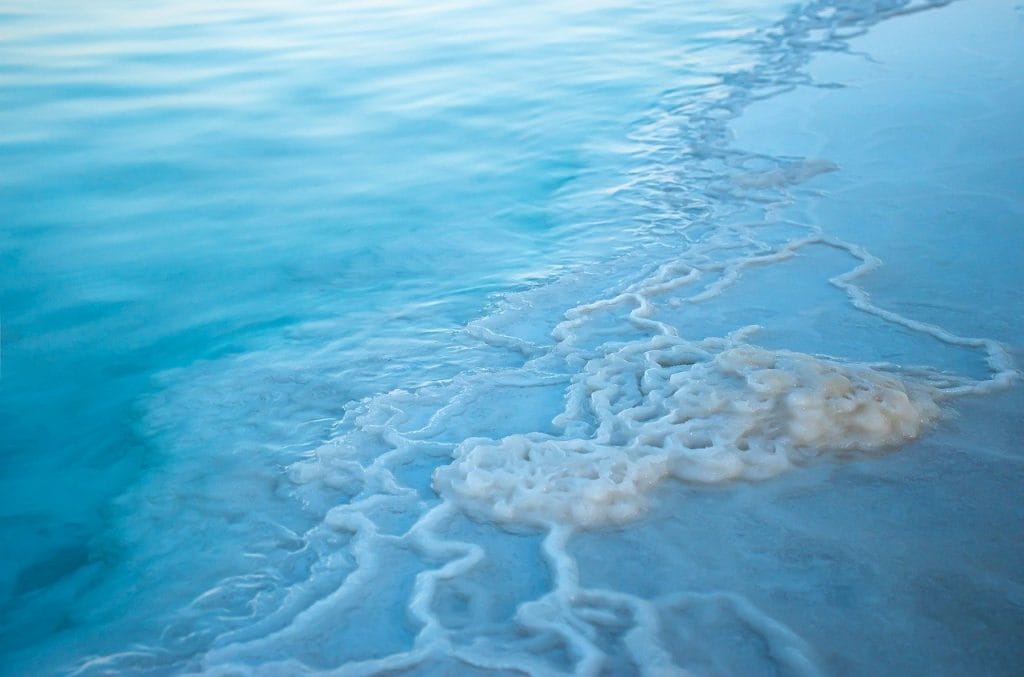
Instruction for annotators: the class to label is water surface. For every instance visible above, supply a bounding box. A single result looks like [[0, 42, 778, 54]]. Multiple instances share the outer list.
[[1, 0, 1022, 674]]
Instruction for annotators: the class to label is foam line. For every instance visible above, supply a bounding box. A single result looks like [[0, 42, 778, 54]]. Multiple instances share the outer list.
[[819, 235, 1019, 394], [528, 526, 606, 676], [659, 591, 822, 677], [72, 2, 1017, 674], [466, 321, 546, 358], [407, 503, 484, 647]]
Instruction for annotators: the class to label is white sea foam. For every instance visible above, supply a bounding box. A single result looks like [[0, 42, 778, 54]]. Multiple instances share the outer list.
[[434, 334, 942, 528], [49, 1, 1021, 675]]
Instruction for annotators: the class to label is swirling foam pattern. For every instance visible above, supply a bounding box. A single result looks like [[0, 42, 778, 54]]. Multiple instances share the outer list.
[[436, 337, 942, 528], [3, 0, 1022, 675]]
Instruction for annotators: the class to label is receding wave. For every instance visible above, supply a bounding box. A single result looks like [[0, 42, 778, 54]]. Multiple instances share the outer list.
[[67, 0, 1019, 674]]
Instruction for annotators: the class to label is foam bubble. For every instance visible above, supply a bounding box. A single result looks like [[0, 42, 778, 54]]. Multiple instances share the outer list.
[[434, 336, 941, 528]]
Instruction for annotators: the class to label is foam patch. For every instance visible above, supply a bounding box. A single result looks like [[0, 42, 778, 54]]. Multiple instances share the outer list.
[[434, 336, 941, 528]]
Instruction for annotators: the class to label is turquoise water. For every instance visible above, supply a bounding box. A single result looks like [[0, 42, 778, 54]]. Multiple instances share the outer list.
[[2, 0, 1022, 674]]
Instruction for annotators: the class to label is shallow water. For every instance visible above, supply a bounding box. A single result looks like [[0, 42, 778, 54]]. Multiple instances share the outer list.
[[1, 0, 1022, 674]]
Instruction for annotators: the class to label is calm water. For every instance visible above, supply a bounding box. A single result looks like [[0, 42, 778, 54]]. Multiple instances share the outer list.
[[2, 0, 1022, 674]]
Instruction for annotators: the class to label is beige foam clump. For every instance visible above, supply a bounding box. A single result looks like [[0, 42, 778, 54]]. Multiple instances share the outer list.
[[433, 338, 940, 528]]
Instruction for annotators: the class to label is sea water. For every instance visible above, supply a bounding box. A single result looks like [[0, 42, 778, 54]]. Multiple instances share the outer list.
[[1, 0, 1022, 674]]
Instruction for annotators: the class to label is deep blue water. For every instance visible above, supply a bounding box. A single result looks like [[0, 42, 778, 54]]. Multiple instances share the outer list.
[[2, 0, 1023, 674]]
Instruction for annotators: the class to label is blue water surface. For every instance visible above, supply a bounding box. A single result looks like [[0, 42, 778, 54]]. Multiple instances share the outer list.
[[2, 0, 1022, 674], [1, 0, 790, 666]]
